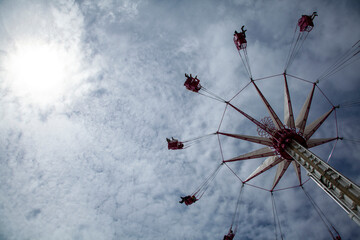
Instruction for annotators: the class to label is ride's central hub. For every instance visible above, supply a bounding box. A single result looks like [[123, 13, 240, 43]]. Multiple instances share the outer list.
[[271, 128, 307, 160]]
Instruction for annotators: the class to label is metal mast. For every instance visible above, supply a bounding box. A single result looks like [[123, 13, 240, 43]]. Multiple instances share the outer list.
[[286, 140, 360, 225]]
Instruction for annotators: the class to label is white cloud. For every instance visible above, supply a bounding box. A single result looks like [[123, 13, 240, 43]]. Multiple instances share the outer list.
[[0, 0, 359, 239]]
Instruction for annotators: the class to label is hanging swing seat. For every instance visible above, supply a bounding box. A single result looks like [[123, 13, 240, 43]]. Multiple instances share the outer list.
[[298, 15, 314, 32], [233, 32, 247, 50], [184, 76, 201, 92], [179, 195, 197, 205], [167, 138, 184, 150], [223, 230, 235, 240]]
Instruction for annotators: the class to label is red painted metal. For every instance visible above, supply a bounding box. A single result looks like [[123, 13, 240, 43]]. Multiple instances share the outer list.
[[253, 73, 283, 81], [218, 105, 228, 132], [217, 134, 226, 162], [335, 109, 339, 137], [245, 157, 283, 182], [233, 26, 247, 50], [307, 137, 338, 148], [223, 230, 235, 240], [316, 84, 336, 107], [217, 132, 273, 146], [182, 195, 197, 206], [283, 73, 295, 129], [272, 128, 307, 160], [223, 162, 244, 183], [298, 12, 317, 32], [227, 102, 274, 136], [251, 80, 284, 129], [224, 149, 275, 163], [184, 75, 201, 92], [297, 83, 316, 135], [272, 184, 302, 192], [304, 107, 335, 140], [233, 32, 247, 50], [244, 182, 270, 192], [271, 160, 292, 191], [229, 81, 251, 102], [167, 138, 184, 150], [257, 117, 276, 138]]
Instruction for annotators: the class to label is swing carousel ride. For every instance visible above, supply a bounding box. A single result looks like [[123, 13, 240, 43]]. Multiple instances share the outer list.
[[168, 12, 360, 239]]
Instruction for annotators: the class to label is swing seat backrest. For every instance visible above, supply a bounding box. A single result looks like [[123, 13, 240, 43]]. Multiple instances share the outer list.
[[233, 33, 247, 50], [298, 15, 314, 32]]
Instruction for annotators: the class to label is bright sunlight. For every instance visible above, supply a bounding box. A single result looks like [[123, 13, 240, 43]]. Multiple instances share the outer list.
[[5, 41, 75, 107]]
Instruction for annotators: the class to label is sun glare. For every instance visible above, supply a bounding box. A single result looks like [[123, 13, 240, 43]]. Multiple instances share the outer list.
[[5, 41, 71, 107]]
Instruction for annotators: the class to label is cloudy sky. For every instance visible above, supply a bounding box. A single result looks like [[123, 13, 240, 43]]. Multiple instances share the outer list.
[[0, 0, 360, 239]]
